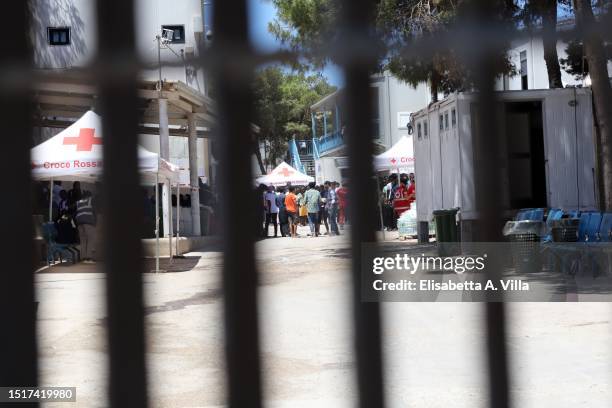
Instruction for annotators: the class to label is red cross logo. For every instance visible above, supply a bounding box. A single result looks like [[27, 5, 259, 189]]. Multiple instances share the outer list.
[[276, 167, 295, 177], [390, 158, 397, 164], [63, 128, 102, 151]]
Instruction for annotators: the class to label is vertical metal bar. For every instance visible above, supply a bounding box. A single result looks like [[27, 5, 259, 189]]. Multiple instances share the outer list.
[[473, 53, 511, 408], [95, 0, 148, 406], [467, 2, 510, 407], [340, 0, 386, 407], [311, 112, 316, 138], [0, 0, 38, 399], [323, 110, 328, 137], [212, 1, 263, 407]]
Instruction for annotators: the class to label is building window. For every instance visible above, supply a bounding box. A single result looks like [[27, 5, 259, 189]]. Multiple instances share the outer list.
[[48, 27, 70, 46], [417, 123, 422, 140], [520, 50, 528, 90], [424, 122, 428, 138], [397, 112, 411, 129], [444, 112, 449, 129], [161, 25, 186, 44], [451, 109, 456, 127], [439, 114, 443, 131]]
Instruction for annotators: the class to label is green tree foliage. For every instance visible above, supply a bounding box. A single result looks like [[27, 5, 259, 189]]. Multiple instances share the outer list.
[[268, 0, 339, 69], [559, 39, 612, 79], [558, 1, 612, 80], [268, 0, 517, 101], [252, 66, 336, 172]]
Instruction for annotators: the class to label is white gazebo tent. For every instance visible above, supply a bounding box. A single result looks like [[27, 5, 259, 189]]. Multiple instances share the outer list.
[[31, 110, 180, 271], [373, 136, 415, 240], [374, 135, 415, 173], [256, 161, 314, 186]]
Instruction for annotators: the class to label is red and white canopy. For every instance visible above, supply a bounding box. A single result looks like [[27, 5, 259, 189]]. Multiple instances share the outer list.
[[31, 110, 178, 182], [374, 135, 415, 172], [256, 161, 314, 187]]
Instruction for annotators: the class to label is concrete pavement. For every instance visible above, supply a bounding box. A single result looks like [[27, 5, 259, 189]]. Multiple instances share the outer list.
[[35, 229, 612, 407]]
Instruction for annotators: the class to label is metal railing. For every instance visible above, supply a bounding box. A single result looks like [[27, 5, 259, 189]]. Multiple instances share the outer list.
[[288, 138, 307, 174], [1, 0, 611, 407], [316, 130, 345, 155]]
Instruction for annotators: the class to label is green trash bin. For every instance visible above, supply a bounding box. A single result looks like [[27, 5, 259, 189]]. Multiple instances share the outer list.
[[433, 208, 460, 257]]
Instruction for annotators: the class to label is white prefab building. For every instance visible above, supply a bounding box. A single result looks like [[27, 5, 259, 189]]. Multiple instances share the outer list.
[[412, 88, 599, 229]]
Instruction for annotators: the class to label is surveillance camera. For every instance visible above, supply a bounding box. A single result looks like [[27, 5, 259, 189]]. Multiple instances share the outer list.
[[205, 30, 213, 41]]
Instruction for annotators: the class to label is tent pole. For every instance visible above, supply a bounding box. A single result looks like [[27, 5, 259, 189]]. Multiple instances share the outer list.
[[176, 183, 181, 256], [155, 174, 160, 273], [49, 178, 54, 222]]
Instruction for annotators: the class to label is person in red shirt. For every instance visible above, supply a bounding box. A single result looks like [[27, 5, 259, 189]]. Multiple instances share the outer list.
[[336, 182, 348, 227], [393, 178, 414, 217], [407, 173, 416, 210]]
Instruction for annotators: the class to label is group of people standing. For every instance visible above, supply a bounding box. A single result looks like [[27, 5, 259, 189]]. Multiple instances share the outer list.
[[260, 181, 348, 238], [381, 172, 416, 230], [39, 181, 100, 262]]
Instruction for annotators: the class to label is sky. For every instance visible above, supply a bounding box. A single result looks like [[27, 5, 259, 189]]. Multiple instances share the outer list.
[[247, 0, 344, 87]]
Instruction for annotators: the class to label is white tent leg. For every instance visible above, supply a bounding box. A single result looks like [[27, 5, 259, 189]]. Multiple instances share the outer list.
[[48, 178, 53, 221]]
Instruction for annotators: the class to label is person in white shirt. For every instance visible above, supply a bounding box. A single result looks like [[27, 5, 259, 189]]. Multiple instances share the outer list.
[[264, 185, 280, 237]]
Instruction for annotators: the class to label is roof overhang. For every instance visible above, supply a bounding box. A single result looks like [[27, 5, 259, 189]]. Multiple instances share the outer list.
[[30, 69, 218, 137]]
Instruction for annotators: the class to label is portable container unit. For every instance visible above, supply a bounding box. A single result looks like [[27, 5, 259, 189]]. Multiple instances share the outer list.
[[412, 88, 598, 235]]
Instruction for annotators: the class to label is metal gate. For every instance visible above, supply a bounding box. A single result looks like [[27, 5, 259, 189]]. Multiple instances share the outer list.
[[1, 0, 610, 407]]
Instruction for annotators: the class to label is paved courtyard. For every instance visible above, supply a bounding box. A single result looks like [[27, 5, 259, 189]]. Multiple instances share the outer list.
[[36, 227, 612, 407]]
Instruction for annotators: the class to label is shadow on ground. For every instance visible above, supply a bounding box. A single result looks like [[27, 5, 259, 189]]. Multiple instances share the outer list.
[[37, 256, 203, 274]]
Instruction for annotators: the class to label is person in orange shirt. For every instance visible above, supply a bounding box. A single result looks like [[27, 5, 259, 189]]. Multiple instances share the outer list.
[[284, 186, 299, 237]]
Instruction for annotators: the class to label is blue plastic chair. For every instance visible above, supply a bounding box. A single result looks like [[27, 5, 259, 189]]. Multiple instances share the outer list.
[[515, 210, 529, 221], [567, 209, 581, 219], [546, 208, 563, 226], [530, 208, 545, 222], [597, 213, 612, 242], [584, 212, 603, 242], [542, 208, 563, 242], [577, 213, 592, 242]]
